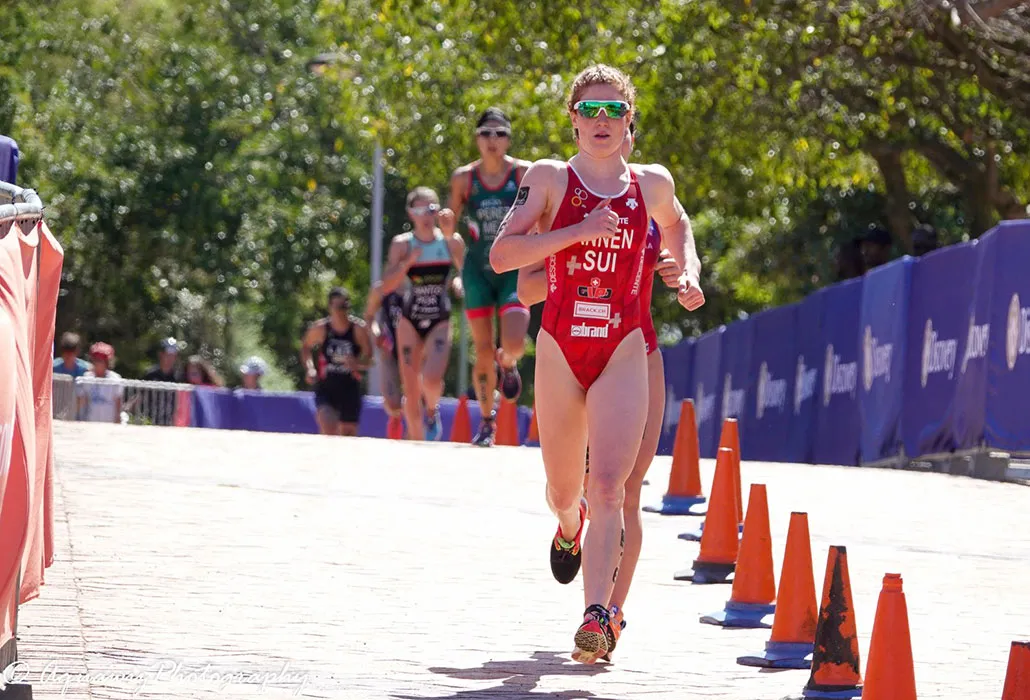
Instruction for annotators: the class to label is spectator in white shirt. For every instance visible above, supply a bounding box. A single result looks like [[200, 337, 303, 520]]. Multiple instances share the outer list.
[[77, 342, 124, 423]]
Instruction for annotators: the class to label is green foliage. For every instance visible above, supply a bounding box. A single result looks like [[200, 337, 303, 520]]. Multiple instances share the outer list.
[[1, 0, 1027, 402]]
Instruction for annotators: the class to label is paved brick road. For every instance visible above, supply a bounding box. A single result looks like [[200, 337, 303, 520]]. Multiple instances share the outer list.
[[12, 422, 1029, 699]]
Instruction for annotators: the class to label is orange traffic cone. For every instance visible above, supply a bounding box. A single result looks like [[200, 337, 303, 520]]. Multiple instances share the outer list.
[[863, 573, 916, 700], [674, 447, 738, 584], [1002, 640, 1030, 700], [449, 395, 472, 443], [495, 399, 519, 446], [643, 399, 706, 515], [526, 404, 540, 446], [679, 417, 744, 541], [701, 483, 776, 627], [797, 545, 863, 698], [737, 511, 818, 669]]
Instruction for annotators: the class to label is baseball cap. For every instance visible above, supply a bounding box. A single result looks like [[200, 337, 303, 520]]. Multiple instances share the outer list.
[[239, 356, 267, 376], [160, 337, 180, 353], [89, 342, 115, 361]]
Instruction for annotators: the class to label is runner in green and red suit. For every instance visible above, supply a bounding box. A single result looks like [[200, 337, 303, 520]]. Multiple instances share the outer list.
[[447, 107, 533, 446]]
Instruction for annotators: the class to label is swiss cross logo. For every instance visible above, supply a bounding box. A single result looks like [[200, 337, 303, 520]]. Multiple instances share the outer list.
[[566, 256, 583, 276], [577, 277, 613, 300], [609, 313, 622, 328]]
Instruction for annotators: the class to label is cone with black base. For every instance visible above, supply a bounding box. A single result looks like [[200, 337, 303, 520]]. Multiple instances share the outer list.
[[673, 447, 738, 584], [644, 399, 706, 515], [737, 512, 818, 669], [788, 545, 863, 699], [700, 483, 776, 628]]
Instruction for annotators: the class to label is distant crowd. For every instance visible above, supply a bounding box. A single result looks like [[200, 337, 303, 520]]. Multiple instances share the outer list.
[[53, 332, 269, 424]]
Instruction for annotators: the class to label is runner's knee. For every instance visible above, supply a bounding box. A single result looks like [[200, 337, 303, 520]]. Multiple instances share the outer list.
[[586, 470, 626, 510], [547, 483, 582, 515]]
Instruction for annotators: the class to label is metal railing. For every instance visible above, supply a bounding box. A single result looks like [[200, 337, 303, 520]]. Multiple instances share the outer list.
[[52, 374, 195, 426]]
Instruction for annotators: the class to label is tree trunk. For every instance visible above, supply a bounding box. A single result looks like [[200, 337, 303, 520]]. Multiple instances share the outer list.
[[869, 146, 916, 253]]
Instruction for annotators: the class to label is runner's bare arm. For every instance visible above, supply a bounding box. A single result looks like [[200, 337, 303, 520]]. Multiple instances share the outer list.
[[448, 167, 470, 232], [364, 282, 384, 339], [351, 321, 374, 371], [300, 322, 327, 382], [446, 233, 466, 297], [642, 164, 705, 311], [642, 166, 699, 281], [516, 261, 547, 306], [380, 236, 417, 294], [490, 160, 617, 273]]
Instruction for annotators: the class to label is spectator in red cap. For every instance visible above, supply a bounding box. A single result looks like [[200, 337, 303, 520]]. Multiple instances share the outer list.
[[77, 342, 124, 423]]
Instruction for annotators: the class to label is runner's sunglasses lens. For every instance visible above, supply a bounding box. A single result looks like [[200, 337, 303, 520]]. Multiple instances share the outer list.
[[409, 204, 438, 215], [476, 127, 511, 138], [573, 100, 631, 119]]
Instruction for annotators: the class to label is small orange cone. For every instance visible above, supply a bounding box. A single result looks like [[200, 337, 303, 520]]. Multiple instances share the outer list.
[[701, 483, 776, 627], [798, 545, 863, 698], [679, 417, 744, 541], [721, 418, 744, 525], [643, 399, 706, 515], [449, 395, 472, 443], [863, 573, 917, 700], [737, 511, 818, 668], [1002, 640, 1030, 700], [674, 447, 738, 584], [526, 404, 540, 445], [495, 400, 519, 446]]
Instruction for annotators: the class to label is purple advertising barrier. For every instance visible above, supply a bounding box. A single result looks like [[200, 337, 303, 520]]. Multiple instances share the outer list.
[[744, 305, 797, 463], [858, 257, 915, 465], [901, 242, 976, 458], [812, 278, 863, 466], [787, 294, 823, 464]]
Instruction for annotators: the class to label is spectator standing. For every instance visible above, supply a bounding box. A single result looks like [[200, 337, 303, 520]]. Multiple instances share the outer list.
[[52, 331, 90, 379], [136, 337, 185, 426], [239, 356, 267, 390], [185, 355, 225, 387], [77, 342, 123, 423]]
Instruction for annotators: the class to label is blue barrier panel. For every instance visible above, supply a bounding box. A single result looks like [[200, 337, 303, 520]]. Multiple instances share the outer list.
[[719, 318, 754, 450], [191, 387, 237, 429], [951, 234, 996, 450], [189, 388, 534, 443], [812, 278, 863, 466], [902, 243, 977, 458], [859, 256, 915, 464], [691, 327, 724, 458], [984, 221, 1030, 451], [0, 135, 19, 185], [658, 338, 695, 457], [236, 390, 320, 434], [787, 294, 823, 464], [744, 305, 797, 462]]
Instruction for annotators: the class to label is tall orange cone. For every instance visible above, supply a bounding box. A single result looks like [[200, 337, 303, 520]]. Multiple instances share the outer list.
[[738, 511, 818, 669], [644, 399, 707, 515], [863, 573, 916, 700], [797, 546, 863, 698], [526, 404, 540, 446], [674, 447, 738, 584], [679, 417, 744, 541], [1002, 640, 1030, 700], [449, 395, 472, 443], [495, 399, 519, 446], [701, 483, 776, 627]]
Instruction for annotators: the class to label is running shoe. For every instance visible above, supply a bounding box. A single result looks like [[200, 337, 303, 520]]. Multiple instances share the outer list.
[[424, 406, 443, 441], [550, 498, 587, 584], [499, 363, 522, 401], [572, 604, 611, 664], [472, 417, 495, 447], [600, 606, 626, 663]]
